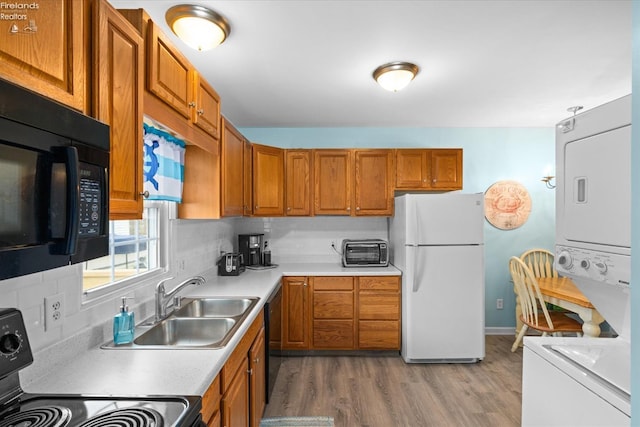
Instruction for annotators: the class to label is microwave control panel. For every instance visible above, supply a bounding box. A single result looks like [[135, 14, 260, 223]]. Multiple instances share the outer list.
[[78, 163, 104, 237]]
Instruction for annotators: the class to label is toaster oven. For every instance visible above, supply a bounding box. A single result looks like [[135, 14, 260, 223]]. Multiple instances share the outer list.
[[342, 239, 389, 267]]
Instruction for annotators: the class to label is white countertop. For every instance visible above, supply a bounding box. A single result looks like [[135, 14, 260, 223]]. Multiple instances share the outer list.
[[23, 263, 400, 397]]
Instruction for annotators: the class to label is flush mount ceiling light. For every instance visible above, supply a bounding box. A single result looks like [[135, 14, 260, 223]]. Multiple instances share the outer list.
[[373, 62, 419, 92], [166, 4, 230, 51]]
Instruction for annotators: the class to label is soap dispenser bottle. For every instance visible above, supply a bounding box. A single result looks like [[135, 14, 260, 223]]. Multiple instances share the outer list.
[[113, 297, 135, 345]]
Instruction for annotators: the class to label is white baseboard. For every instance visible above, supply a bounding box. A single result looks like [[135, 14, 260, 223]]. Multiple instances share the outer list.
[[485, 327, 515, 335]]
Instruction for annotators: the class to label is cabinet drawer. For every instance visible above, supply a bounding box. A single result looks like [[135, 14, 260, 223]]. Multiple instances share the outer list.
[[313, 293, 353, 319], [358, 276, 400, 291], [359, 320, 400, 349], [313, 276, 354, 291], [313, 320, 354, 348], [359, 294, 400, 320]]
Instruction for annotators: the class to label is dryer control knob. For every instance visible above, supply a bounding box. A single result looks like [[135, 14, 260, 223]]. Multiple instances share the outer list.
[[580, 259, 590, 269], [557, 251, 573, 269], [594, 262, 608, 274]]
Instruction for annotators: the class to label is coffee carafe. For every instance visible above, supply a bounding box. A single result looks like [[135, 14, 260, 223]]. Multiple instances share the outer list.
[[238, 234, 264, 267]]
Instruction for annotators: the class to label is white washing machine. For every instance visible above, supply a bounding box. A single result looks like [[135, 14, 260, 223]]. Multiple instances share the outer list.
[[521, 95, 631, 426]]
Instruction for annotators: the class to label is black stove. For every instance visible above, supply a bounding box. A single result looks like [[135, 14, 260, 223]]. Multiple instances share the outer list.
[[0, 308, 204, 427]]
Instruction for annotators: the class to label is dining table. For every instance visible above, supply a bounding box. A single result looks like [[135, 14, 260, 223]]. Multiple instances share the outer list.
[[536, 276, 605, 337]]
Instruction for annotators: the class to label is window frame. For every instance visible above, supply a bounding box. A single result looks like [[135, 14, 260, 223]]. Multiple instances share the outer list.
[[81, 201, 173, 303]]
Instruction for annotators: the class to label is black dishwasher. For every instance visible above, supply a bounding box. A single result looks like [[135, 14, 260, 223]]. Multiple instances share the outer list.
[[264, 283, 282, 403]]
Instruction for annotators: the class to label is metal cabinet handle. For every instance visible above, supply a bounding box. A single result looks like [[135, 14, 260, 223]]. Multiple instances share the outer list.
[[255, 205, 259, 210], [346, 207, 351, 211], [197, 109, 204, 116], [140, 190, 149, 198], [356, 207, 360, 211], [188, 101, 196, 108]]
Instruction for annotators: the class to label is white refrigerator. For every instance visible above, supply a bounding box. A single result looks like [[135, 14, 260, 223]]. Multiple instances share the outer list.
[[389, 193, 485, 363]]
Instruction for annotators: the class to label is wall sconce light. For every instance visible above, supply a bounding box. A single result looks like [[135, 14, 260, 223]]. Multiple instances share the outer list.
[[541, 175, 556, 189], [166, 4, 230, 51], [373, 62, 419, 92], [541, 164, 555, 189]]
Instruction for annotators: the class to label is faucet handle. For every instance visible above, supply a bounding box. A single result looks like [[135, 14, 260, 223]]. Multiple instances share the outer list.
[[156, 276, 175, 292]]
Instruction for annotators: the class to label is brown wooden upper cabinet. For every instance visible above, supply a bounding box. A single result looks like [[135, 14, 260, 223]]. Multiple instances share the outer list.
[[0, 0, 88, 112], [354, 149, 394, 216], [314, 149, 352, 215], [93, 0, 144, 220], [395, 148, 463, 191], [119, 11, 220, 153], [221, 118, 245, 217], [314, 149, 394, 216], [146, 19, 220, 143], [285, 150, 313, 216], [252, 144, 285, 216], [244, 140, 254, 216]]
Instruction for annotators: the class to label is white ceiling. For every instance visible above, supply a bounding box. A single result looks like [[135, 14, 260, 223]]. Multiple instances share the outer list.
[[109, 0, 632, 128]]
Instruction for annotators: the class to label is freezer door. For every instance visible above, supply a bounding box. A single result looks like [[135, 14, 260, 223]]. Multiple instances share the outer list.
[[405, 194, 484, 245], [403, 245, 485, 361]]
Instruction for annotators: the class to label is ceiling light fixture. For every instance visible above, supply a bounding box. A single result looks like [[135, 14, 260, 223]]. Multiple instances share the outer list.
[[166, 4, 230, 52], [373, 62, 419, 92]]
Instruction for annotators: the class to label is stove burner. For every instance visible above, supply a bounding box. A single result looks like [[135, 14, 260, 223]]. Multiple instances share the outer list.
[[80, 408, 164, 427], [0, 405, 71, 427]]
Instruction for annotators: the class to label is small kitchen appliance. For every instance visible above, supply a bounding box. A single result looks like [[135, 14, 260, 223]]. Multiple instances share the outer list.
[[238, 234, 264, 267], [388, 193, 485, 363], [0, 308, 204, 426], [0, 78, 110, 280], [521, 95, 631, 425], [217, 253, 245, 276], [341, 239, 389, 267]]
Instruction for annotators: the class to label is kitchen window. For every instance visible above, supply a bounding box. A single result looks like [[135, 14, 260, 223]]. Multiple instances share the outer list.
[[82, 202, 168, 298]]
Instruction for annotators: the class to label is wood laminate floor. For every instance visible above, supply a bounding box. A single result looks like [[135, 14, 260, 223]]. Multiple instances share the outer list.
[[264, 336, 523, 427]]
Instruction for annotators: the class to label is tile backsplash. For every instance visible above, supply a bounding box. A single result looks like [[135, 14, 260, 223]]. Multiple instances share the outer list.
[[0, 215, 385, 355]]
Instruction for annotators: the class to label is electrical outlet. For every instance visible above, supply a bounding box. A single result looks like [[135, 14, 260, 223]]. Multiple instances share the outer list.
[[496, 298, 504, 310], [44, 293, 65, 330]]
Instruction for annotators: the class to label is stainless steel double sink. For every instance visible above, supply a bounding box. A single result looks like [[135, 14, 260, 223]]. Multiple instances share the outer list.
[[102, 297, 259, 350]]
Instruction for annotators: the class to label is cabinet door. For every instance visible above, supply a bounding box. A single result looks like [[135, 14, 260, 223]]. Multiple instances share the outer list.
[[221, 118, 245, 217], [252, 144, 284, 216], [430, 149, 463, 190], [314, 150, 352, 215], [147, 19, 192, 119], [354, 149, 394, 216], [222, 359, 249, 427], [193, 72, 221, 140], [202, 374, 221, 426], [249, 327, 266, 427], [93, 0, 144, 220], [243, 140, 253, 216], [282, 277, 309, 349], [0, 0, 87, 112], [395, 149, 428, 189], [285, 150, 312, 216]]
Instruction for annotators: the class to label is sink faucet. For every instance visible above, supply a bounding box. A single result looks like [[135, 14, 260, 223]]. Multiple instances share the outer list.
[[155, 276, 205, 322]]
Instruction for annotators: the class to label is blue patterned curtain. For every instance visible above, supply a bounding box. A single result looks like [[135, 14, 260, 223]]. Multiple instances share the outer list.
[[143, 124, 186, 202]]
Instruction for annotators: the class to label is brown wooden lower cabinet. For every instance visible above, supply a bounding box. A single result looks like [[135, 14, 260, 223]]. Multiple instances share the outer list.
[[282, 275, 401, 351], [202, 311, 264, 427]]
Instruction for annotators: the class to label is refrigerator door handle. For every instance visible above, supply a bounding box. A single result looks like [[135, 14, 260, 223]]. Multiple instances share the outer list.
[[407, 245, 421, 292]]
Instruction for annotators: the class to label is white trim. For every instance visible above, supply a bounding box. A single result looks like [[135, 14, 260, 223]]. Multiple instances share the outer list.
[[485, 327, 516, 335]]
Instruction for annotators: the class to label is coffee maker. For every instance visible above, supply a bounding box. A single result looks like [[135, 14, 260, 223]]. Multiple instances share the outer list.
[[238, 234, 264, 267]]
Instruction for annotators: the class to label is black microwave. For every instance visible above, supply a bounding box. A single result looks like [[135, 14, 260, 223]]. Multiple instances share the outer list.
[[0, 78, 110, 280]]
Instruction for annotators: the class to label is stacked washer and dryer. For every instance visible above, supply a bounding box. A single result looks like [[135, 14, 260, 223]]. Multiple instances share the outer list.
[[521, 96, 631, 425]]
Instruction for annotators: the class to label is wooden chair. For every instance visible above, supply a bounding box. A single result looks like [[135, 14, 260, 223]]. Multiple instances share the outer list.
[[509, 257, 582, 352], [520, 248, 558, 278]]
